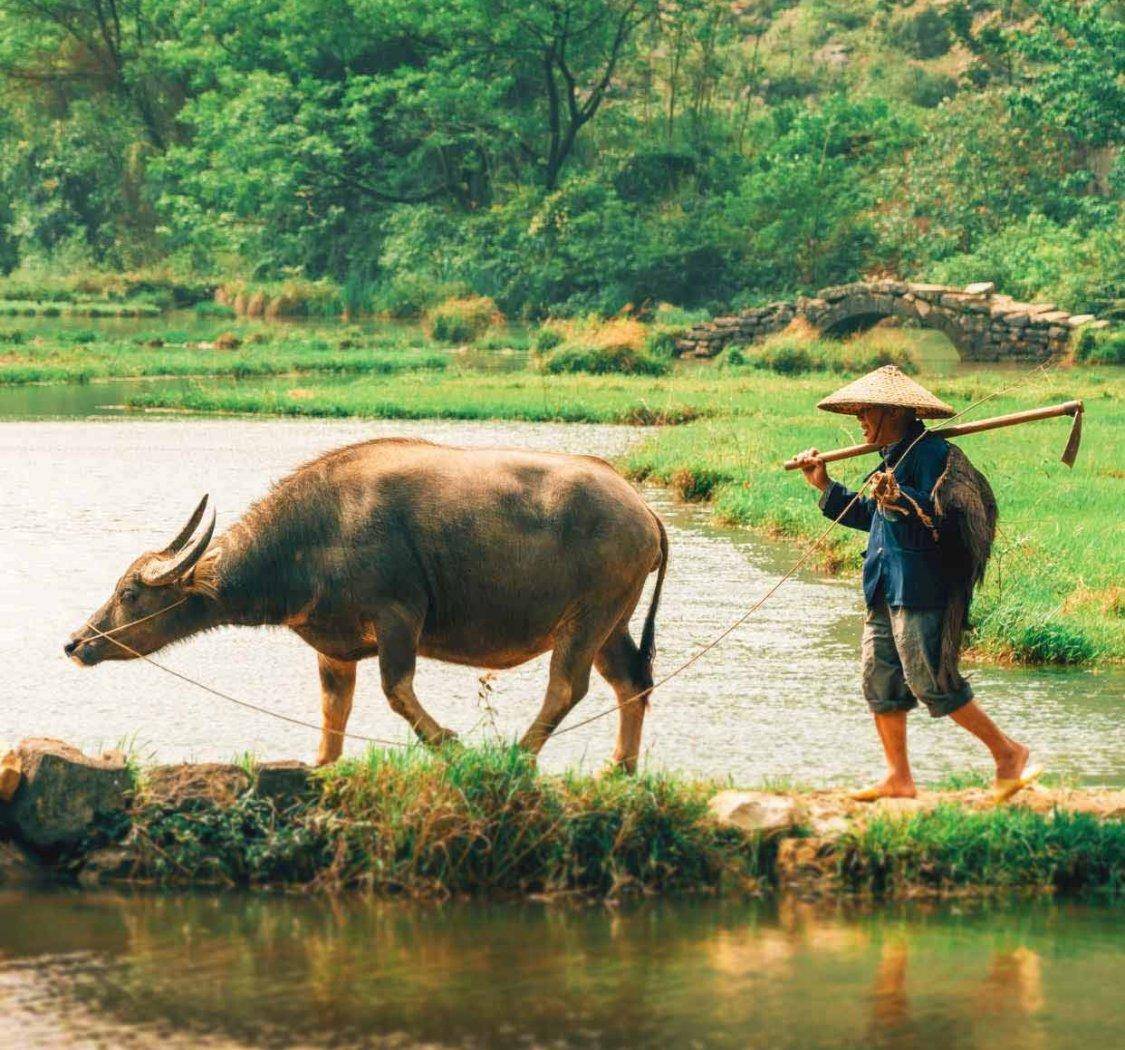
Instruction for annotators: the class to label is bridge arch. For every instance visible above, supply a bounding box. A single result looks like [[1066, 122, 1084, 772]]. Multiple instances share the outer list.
[[674, 280, 1103, 363]]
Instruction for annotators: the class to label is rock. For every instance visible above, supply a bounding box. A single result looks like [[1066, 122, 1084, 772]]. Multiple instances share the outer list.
[[963, 281, 995, 296], [77, 846, 138, 887], [0, 750, 20, 802], [255, 760, 314, 807], [709, 791, 800, 835], [0, 840, 47, 885], [142, 763, 251, 808], [1067, 314, 1095, 327], [809, 814, 850, 838], [1037, 310, 1069, 323], [6, 739, 131, 852]]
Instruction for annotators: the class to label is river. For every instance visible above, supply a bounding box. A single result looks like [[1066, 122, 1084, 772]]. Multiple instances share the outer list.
[[1, 381, 1121, 784], [1, 890, 1121, 1048]]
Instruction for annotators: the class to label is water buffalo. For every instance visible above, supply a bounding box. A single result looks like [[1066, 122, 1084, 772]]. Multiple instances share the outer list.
[[66, 438, 668, 770]]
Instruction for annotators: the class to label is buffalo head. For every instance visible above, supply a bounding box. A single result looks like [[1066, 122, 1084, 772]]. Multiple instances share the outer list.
[[65, 495, 217, 665]]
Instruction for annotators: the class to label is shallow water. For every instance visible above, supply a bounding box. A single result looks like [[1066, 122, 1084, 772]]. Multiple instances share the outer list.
[[0, 890, 1121, 1049], [0, 405, 1121, 784]]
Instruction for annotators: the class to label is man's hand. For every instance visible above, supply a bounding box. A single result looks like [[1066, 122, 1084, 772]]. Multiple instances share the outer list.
[[870, 470, 901, 508], [794, 448, 830, 492]]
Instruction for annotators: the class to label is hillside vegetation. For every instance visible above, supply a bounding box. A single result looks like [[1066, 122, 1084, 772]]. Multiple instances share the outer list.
[[0, 1, 1120, 317]]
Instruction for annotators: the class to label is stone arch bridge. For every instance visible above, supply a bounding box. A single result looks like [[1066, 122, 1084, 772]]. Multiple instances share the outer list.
[[674, 281, 1108, 362]]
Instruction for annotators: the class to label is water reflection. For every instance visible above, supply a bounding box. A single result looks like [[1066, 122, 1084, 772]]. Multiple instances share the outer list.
[[0, 891, 1119, 1049]]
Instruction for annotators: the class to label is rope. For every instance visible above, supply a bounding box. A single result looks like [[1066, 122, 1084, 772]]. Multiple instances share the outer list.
[[79, 617, 408, 749], [84, 362, 1057, 750]]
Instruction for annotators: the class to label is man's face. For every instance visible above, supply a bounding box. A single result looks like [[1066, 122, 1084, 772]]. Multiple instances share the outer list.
[[856, 405, 894, 444]]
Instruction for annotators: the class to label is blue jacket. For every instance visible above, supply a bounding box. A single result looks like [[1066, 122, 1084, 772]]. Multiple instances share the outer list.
[[819, 420, 952, 609]]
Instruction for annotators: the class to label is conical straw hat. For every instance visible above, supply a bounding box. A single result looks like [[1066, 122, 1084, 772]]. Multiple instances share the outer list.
[[817, 365, 954, 419]]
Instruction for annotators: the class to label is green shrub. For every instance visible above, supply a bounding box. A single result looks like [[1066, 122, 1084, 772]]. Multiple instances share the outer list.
[[1077, 328, 1125, 365], [373, 275, 467, 318], [426, 295, 504, 342], [889, 6, 951, 59], [534, 325, 565, 352], [537, 343, 670, 376], [644, 326, 680, 358], [0, 328, 25, 343], [899, 65, 958, 108]]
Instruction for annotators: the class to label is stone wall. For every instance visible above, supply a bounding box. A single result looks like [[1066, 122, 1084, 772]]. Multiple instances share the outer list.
[[675, 280, 1110, 362]]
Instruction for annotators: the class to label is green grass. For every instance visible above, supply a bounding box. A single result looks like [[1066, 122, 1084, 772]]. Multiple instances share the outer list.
[[124, 743, 769, 896], [838, 805, 1125, 896], [124, 371, 707, 424], [0, 333, 449, 385], [100, 745, 1125, 898]]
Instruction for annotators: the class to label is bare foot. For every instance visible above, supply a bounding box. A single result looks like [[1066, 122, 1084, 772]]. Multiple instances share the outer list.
[[995, 741, 1030, 782], [850, 776, 917, 802]]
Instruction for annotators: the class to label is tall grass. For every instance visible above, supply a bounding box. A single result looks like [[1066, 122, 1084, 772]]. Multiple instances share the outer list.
[[107, 746, 1125, 898], [838, 805, 1125, 896], [126, 744, 769, 896]]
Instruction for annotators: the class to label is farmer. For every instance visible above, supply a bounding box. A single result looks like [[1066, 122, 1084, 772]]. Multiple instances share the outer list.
[[793, 365, 1038, 803]]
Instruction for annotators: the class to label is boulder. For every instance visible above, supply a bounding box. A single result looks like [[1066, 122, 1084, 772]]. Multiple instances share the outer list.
[[5, 739, 131, 852], [77, 846, 139, 888], [255, 760, 314, 807], [709, 790, 800, 835], [0, 840, 47, 885], [963, 281, 995, 296], [141, 763, 251, 808]]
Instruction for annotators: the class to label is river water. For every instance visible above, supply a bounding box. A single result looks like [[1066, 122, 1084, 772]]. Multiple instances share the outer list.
[[0, 890, 1122, 1049], [0, 382, 1121, 783], [1, 372, 1122, 1049]]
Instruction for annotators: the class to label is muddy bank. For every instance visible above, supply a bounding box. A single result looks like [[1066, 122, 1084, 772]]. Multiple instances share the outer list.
[[2, 738, 1122, 900]]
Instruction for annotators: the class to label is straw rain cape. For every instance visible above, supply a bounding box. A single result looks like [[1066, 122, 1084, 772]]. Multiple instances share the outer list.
[[932, 444, 998, 691]]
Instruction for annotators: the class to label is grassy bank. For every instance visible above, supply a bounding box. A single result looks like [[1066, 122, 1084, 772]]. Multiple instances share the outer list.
[[119, 364, 1123, 664], [74, 745, 1125, 899], [0, 329, 449, 385], [121, 745, 768, 897]]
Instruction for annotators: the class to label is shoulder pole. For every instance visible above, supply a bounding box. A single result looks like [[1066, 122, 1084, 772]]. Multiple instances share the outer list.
[[782, 400, 1084, 470]]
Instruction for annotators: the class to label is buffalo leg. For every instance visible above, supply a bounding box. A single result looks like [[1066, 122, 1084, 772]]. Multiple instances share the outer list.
[[376, 610, 457, 746], [594, 631, 652, 774], [518, 629, 600, 756], [316, 654, 356, 765]]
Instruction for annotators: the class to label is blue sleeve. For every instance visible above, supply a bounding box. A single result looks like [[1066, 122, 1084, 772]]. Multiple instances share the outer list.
[[819, 480, 874, 532]]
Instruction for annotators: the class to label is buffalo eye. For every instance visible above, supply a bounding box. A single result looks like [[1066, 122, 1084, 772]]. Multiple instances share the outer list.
[[121, 589, 137, 605]]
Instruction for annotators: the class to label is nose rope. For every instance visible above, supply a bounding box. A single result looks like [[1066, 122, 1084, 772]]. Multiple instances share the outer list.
[[77, 619, 409, 749], [81, 597, 190, 640], [74, 362, 1055, 752]]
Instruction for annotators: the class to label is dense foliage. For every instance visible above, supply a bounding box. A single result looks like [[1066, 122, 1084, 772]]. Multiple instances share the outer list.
[[0, 0, 1121, 316]]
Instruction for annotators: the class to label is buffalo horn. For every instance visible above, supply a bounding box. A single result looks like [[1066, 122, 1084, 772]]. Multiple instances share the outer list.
[[142, 503, 217, 586], [160, 494, 210, 555]]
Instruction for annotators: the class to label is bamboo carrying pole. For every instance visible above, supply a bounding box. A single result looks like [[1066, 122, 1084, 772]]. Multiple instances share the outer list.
[[783, 400, 1084, 470]]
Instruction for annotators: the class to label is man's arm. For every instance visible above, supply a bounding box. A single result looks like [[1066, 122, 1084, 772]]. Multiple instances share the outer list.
[[793, 448, 875, 533]]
